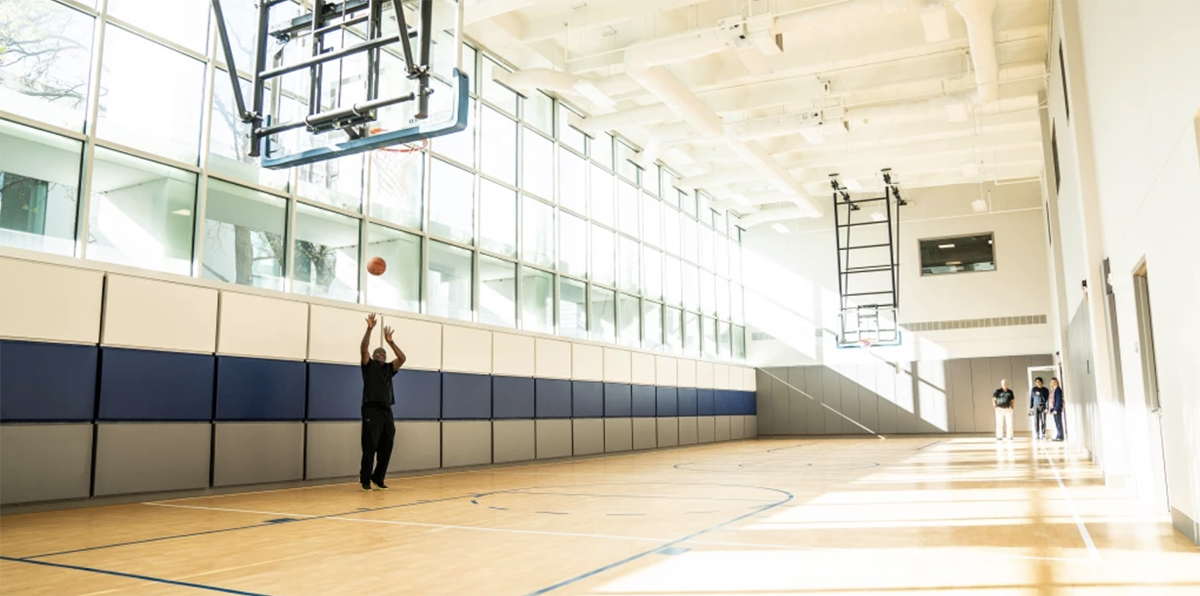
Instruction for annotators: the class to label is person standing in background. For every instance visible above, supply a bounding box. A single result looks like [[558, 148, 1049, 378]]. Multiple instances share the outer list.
[[993, 380, 1015, 441], [1049, 377, 1065, 441], [1029, 377, 1050, 441], [359, 314, 406, 492]]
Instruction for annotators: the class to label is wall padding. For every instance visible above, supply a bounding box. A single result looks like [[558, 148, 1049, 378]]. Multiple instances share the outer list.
[[743, 368, 757, 391], [572, 381, 604, 418], [677, 359, 697, 388], [714, 364, 731, 390], [677, 388, 698, 417], [492, 333, 534, 377], [307, 362, 361, 420], [715, 415, 732, 441], [441, 326, 491, 374], [536, 419, 572, 459], [0, 423, 93, 505], [305, 421, 360, 480], [698, 416, 716, 443], [99, 348, 214, 421], [604, 383, 632, 417], [442, 420, 492, 467], [213, 422, 304, 486], [603, 348, 631, 383], [535, 379, 572, 418], [0, 340, 97, 422], [535, 338, 572, 379], [678, 417, 698, 445], [94, 423, 210, 496], [632, 418, 656, 450], [631, 385, 656, 417], [0, 258, 102, 344], [571, 344, 604, 381], [656, 418, 679, 447], [745, 415, 758, 438], [218, 292, 308, 360], [604, 418, 632, 452], [572, 418, 604, 455], [730, 415, 746, 440], [390, 317, 441, 371], [493, 376, 535, 419], [493, 420, 535, 464], [215, 356, 306, 421], [631, 352, 656, 385], [102, 275, 217, 353], [393, 421, 440, 471], [393, 369, 441, 420], [696, 361, 715, 389], [441, 373, 491, 419], [308, 305, 369, 365], [656, 387, 678, 416], [697, 389, 715, 416], [655, 355, 678, 386]]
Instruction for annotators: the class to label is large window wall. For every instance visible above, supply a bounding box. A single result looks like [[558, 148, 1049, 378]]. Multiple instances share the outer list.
[[0, 0, 746, 361]]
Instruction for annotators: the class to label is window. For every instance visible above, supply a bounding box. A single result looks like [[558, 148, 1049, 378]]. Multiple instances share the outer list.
[[716, 278, 729, 321], [0, 0, 94, 131], [429, 159, 475, 244], [617, 293, 640, 347], [714, 232, 728, 277], [525, 92, 554, 136], [683, 311, 700, 356], [643, 301, 663, 351], [661, 171, 677, 205], [428, 240, 473, 321], [702, 316, 717, 359], [700, 271, 716, 316], [522, 130, 554, 199], [522, 196, 555, 269], [728, 238, 742, 283], [1059, 41, 1070, 122], [559, 148, 587, 215], [718, 321, 732, 359], [107, 0, 211, 52], [367, 147, 423, 230], [480, 106, 517, 185], [559, 212, 587, 278], [434, 98, 476, 167], [665, 306, 683, 354], [1051, 124, 1061, 194], [617, 180, 639, 237], [642, 191, 661, 247], [618, 236, 640, 294], [202, 179, 286, 291], [479, 255, 516, 328], [558, 104, 585, 153], [731, 285, 744, 325], [98, 27, 205, 163], [919, 233, 996, 275], [589, 164, 614, 226], [593, 133, 613, 169], [591, 225, 615, 286], [643, 165, 660, 197], [615, 141, 639, 181], [292, 203, 359, 302], [590, 285, 616, 343], [662, 207, 680, 255], [559, 277, 587, 339], [210, 74, 289, 190], [664, 255, 682, 307], [683, 264, 700, 312], [0, 121, 81, 256], [643, 248, 662, 301], [681, 189, 697, 217], [699, 226, 714, 268], [88, 148, 195, 275], [733, 325, 746, 361], [682, 217, 698, 263], [479, 179, 516, 257], [366, 224, 420, 313], [481, 58, 517, 115], [521, 267, 554, 334], [297, 154, 365, 213]]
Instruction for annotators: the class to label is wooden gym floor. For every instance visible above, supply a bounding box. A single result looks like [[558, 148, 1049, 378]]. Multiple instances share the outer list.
[[2, 436, 1198, 595]]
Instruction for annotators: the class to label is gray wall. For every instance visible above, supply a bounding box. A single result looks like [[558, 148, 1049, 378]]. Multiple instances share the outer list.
[[757, 354, 1054, 436]]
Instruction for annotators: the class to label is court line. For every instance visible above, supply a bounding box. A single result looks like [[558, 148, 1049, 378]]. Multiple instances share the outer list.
[[684, 539, 1093, 563], [503, 490, 777, 503], [916, 439, 943, 450], [0, 556, 269, 596], [1042, 447, 1102, 562]]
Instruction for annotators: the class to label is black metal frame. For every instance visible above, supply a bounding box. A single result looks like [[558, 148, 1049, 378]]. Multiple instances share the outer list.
[[210, 0, 466, 169]]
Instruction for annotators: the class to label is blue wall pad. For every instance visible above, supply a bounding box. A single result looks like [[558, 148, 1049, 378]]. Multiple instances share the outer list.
[[307, 362, 362, 420], [697, 389, 715, 416], [741, 391, 758, 415], [493, 376, 535, 419], [656, 386, 678, 417], [99, 348, 214, 421], [215, 356, 306, 421], [535, 379, 571, 418], [442, 372, 492, 419], [572, 381, 603, 418], [677, 387, 698, 416], [0, 340, 97, 422], [714, 390, 733, 415], [603, 383, 632, 417], [393, 369, 441, 420], [631, 385, 656, 417]]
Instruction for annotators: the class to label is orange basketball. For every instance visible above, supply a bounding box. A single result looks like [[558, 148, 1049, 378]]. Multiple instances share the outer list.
[[366, 257, 387, 276]]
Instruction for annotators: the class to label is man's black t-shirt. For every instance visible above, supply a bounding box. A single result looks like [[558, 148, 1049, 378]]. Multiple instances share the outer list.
[[1030, 386, 1050, 409], [993, 388, 1015, 408], [362, 360, 397, 407]]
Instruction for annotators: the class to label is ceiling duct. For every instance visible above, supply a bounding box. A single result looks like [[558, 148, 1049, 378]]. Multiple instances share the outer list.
[[953, 0, 999, 104]]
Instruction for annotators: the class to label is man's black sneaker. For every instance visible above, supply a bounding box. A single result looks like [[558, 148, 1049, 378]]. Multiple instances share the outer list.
[[361, 482, 372, 492], [372, 481, 389, 491]]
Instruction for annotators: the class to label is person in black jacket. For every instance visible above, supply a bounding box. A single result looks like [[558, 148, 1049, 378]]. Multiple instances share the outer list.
[[1030, 377, 1050, 441], [993, 380, 1015, 441], [360, 313, 406, 491]]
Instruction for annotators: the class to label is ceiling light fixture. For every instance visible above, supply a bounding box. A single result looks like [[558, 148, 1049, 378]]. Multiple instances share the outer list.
[[772, 223, 790, 234], [938, 243, 955, 249], [945, 261, 963, 266]]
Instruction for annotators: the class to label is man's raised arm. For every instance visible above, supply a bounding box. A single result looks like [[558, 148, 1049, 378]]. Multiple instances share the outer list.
[[384, 326, 407, 372], [361, 314, 377, 365]]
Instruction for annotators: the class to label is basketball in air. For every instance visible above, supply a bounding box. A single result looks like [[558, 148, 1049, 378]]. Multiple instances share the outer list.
[[367, 257, 387, 276]]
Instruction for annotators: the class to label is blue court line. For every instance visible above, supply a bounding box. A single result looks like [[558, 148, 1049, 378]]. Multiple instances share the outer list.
[[917, 439, 943, 450], [0, 556, 271, 596], [521, 485, 794, 596]]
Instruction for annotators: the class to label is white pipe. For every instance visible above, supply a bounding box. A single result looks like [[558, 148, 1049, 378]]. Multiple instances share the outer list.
[[954, 0, 999, 104]]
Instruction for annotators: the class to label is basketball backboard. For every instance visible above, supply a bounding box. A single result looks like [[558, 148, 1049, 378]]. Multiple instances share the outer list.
[[210, 0, 468, 169]]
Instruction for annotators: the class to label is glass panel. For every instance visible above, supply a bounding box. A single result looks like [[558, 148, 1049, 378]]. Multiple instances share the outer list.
[[665, 306, 683, 355], [615, 141, 638, 181], [702, 316, 717, 359], [682, 217, 698, 263], [591, 225, 614, 287], [660, 171, 675, 203], [618, 235, 639, 294], [684, 311, 700, 357], [729, 239, 742, 283], [589, 164, 614, 226], [642, 191, 661, 247], [0, 1, 94, 130], [525, 92, 554, 135], [643, 248, 662, 301], [480, 106, 517, 185], [558, 104, 585, 152], [617, 180, 638, 237], [202, 179, 285, 291], [428, 240, 473, 322], [734, 325, 746, 360], [558, 211, 587, 278], [522, 195, 555, 269], [479, 179, 516, 257], [663, 255, 682, 307], [291, 203, 359, 302], [559, 148, 586, 215], [682, 264, 699, 312], [429, 158, 475, 244], [434, 98, 475, 167], [919, 234, 997, 275], [481, 57, 517, 115], [431, 28, 473, 82], [297, 154, 365, 213], [681, 188, 697, 217], [643, 301, 663, 351], [0, 121, 81, 256], [716, 278, 729, 321], [107, 0, 210, 52], [715, 231, 728, 277], [367, 146, 423, 230], [590, 285, 616, 343], [699, 226, 714, 269], [98, 27, 205, 163], [521, 266, 553, 334], [479, 255, 516, 328], [718, 321, 731, 358], [700, 271, 716, 316], [366, 224, 421, 313], [617, 293, 640, 348], [643, 165, 660, 196], [593, 133, 613, 169], [87, 148, 194, 274], [522, 129, 553, 199], [559, 276, 587, 339], [210, 74, 288, 190], [731, 284, 744, 325], [662, 207, 680, 255]]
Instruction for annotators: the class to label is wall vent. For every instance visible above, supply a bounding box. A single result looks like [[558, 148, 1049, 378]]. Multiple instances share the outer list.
[[903, 314, 1048, 332]]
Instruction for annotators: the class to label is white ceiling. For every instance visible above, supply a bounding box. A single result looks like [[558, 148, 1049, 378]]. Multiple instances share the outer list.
[[462, 0, 1051, 222]]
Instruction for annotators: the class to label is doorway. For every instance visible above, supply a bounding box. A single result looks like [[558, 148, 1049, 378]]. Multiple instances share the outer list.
[[1132, 262, 1170, 512]]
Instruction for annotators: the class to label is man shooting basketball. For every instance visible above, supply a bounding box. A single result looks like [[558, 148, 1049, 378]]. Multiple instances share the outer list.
[[360, 314, 406, 491]]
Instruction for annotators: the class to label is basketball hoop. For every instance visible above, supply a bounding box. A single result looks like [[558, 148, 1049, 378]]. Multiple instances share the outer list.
[[370, 128, 429, 153], [857, 338, 875, 350]]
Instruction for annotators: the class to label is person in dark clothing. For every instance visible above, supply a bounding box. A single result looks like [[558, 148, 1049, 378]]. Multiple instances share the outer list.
[[360, 313, 406, 491], [1030, 377, 1050, 440], [993, 380, 1015, 441], [1049, 377, 1065, 441]]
